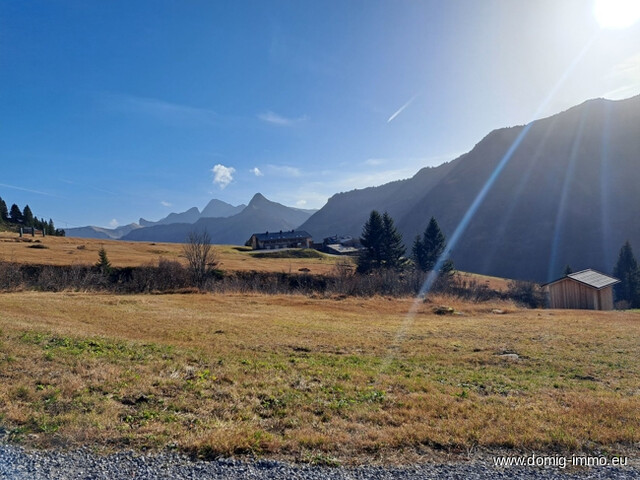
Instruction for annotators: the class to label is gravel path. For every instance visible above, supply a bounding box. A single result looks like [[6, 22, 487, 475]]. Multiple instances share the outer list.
[[1, 444, 638, 480]]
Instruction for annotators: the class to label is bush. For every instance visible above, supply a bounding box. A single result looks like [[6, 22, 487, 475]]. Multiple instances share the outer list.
[[506, 280, 545, 308], [130, 259, 189, 292], [0, 261, 23, 291]]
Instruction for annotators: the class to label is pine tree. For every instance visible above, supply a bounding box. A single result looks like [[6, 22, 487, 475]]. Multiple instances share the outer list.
[[413, 217, 448, 272], [357, 210, 385, 273], [47, 219, 55, 236], [563, 264, 573, 275], [0, 197, 7, 222], [613, 241, 640, 308], [357, 211, 406, 272], [22, 205, 34, 227], [95, 247, 112, 274], [380, 212, 405, 270], [9, 204, 22, 223]]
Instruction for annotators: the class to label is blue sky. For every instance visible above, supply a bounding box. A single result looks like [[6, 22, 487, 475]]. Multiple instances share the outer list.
[[1, 0, 639, 228]]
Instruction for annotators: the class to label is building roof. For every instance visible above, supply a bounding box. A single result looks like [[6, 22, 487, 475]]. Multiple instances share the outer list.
[[324, 243, 360, 255], [544, 269, 620, 290], [252, 230, 312, 242]]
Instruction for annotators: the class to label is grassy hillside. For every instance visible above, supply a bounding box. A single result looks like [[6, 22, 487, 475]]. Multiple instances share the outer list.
[[0, 232, 342, 275], [0, 292, 637, 464]]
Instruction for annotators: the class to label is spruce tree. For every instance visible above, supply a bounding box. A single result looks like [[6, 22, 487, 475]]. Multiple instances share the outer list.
[[0, 197, 7, 222], [9, 204, 22, 223], [22, 205, 34, 227], [357, 211, 406, 272], [613, 241, 640, 308], [95, 247, 112, 274], [357, 210, 384, 273], [413, 217, 448, 272], [380, 212, 405, 270]]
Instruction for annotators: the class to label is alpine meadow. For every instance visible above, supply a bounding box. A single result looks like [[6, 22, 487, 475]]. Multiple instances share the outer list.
[[1, 1, 640, 478]]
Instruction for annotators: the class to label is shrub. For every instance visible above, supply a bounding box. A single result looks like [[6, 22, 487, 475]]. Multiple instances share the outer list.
[[506, 280, 545, 308]]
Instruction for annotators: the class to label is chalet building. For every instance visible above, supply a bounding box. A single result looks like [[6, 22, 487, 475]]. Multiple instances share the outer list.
[[247, 230, 313, 250], [543, 269, 619, 310]]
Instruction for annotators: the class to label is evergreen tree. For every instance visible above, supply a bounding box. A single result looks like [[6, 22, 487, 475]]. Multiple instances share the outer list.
[[22, 205, 34, 227], [0, 197, 7, 222], [95, 247, 112, 274], [613, 241, 640, 308], [412, 217, 448, 272], [357, 211, 406, 272], [47, 219, 55, 236], [563, 264, 573, 275], [9, 204, 22, 223], [380, 212, 405, 270], [357, 210, 385, 273]]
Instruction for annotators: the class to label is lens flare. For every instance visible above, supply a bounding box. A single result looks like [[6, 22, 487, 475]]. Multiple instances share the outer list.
[[594, 0, 640, 29]]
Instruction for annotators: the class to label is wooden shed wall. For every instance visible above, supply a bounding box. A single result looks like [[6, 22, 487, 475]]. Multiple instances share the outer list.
[[546, 279, 614, 310], [597, 286, 614, 310]]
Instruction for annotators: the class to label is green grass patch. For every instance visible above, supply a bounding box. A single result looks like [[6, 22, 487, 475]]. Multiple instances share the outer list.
[[18, 331, 175, 362]]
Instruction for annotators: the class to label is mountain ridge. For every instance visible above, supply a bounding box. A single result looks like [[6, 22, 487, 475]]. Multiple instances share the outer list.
[[122, 193, 316, 244], [301, 94, 640, 281]]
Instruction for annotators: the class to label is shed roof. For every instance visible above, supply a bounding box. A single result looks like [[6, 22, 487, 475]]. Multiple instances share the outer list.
[[252, 230, 312, 241], [544, 269, 620, 290]]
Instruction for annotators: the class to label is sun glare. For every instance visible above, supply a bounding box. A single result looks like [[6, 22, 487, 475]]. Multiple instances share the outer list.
[[594, 0, 640, 29]]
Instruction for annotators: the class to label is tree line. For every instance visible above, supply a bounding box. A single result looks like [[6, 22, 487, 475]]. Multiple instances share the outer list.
[[0, 196, 65, 236], [356, 210, 453, 277], [357, 210, 640, 309]]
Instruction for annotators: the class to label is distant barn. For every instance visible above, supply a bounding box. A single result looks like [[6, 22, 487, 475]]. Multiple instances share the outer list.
[[543, 269, 619, 310], [247, 230, 312, 250]]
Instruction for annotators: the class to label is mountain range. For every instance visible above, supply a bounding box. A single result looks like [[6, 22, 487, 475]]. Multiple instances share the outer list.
[[66, 95, 640, 283], [138, 199, 246, 227], [67, 196, 315, 243], [64, 223, 143, 240], [300, 95, 640, 282], [121, 194, 316, 244], [66, 199, 246, 240]]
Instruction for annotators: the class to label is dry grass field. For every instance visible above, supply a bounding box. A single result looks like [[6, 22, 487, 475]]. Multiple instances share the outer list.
[[0, 232, 343, 275], [0, 291, 638, 464]]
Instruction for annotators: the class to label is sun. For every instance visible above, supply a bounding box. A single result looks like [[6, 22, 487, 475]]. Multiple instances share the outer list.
[[594, 0, 640, 29]]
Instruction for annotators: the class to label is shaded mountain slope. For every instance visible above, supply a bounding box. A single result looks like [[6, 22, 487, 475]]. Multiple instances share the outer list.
[[302, 95, 640, 281], [299, 159, 459, 241]]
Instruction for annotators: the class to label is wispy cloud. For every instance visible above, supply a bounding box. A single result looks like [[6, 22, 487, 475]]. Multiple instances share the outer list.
[[250, 167, 264, 177], [267, 164, 302, 177], [108, 219, 119, 228], [258, 111, 307, 126], [0, 182, 59, 197], [212, 164, 235, 189], [295, 199, 308, 207], [387, 94, 419, 123], [103, 93, 221, 126], [160, 201, 172, 207], [59, 178, 120, 197]]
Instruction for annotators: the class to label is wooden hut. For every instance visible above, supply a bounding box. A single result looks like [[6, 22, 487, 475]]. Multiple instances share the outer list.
[[543, 269, 619, 310]]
